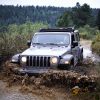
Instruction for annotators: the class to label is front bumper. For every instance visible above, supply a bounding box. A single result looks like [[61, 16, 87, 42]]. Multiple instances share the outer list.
[[12, 64, 70, 75], [12, 67, 54, 74], [11, 56, 71, 74]]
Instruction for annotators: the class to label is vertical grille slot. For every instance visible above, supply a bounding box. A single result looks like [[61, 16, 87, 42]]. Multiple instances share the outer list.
[[33, 56, 36, 66], [40, 57, 43, 66], [44, 57, 47, 66], [48, 57, 50, 66], [26, 56, 51, 67], [37, 56, 39, 66], [30, 56, 32, 66], [26, 56, 29, 66]]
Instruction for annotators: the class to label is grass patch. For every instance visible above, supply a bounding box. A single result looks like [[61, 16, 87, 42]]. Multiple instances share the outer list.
[[79, 25, 99, 39], [91, 34, 100, 56]]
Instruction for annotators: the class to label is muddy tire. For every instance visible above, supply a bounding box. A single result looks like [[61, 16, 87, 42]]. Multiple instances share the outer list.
[[64, 64, 74, 70], [70, 64, 74, 70], [58, 65, 71, 70], [69, 58, 75, 70], [78, 53, 83, 65]]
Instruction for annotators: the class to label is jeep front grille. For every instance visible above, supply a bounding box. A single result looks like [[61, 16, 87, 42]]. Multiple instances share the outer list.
[[26, 56, 51, 67]]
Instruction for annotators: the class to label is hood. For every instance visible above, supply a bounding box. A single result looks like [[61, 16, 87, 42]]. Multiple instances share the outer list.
[[21, 45, 70, 57]]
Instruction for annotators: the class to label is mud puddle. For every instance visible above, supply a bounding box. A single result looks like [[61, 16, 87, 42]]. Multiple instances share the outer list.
[[0, 80, 40, 100], [0, 74, 70, 100], [80, 39, 100, 62]]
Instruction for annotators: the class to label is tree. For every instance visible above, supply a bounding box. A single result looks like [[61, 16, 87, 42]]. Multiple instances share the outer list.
[[96, 10, 100, 30], [72, 3, 92, 27], [56, 12, 73, 27], [0, 5, 67, 27], [76, 2, 81, 8]]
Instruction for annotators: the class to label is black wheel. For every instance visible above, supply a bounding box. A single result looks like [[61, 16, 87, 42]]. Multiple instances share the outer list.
[[58, 65, 71, 70], [65, 63, 74, 70], [69, 59, 75, 70], [78, 53, 83, 65], [69, 63, 74, 70]]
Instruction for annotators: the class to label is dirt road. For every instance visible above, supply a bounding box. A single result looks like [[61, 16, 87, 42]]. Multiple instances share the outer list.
[[0, 80, 40, 100], [0, 39, 99, 100]]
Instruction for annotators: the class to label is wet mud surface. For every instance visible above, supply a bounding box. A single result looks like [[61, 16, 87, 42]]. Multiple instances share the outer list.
[[0, 58, 99, 100], [0, 40, 100, 100]]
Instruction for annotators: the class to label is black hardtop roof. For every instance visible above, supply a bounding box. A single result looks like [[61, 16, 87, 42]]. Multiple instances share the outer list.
[[39, 27, 75, 32]]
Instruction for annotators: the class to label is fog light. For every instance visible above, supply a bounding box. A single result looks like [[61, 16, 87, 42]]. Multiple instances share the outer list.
[[65, 61, 69, 64], [12, 59, 17, 62]]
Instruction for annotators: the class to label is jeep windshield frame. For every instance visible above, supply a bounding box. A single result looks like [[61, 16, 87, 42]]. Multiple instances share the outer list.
[[32, 32, 70, 46]]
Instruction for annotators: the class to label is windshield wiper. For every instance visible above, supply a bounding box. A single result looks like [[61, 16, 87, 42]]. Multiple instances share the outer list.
[[33, 42, 58, 45], [46, 43, 69, 47], [45, 43, 59, 45], [32, 43, 42, 45]]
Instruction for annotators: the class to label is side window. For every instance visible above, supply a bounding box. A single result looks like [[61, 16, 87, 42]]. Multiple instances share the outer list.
[[75, 33, 80, 42], [77, 33, 80, 41], [75, 34, 78, 41], [71, 34, 75, 45]]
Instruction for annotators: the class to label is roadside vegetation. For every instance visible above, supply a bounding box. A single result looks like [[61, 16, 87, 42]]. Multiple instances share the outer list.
[[0, 22, 48, 58], [92, 34, 100, 56], [78, 25, 100, 55], [79, 25, 99, 39]]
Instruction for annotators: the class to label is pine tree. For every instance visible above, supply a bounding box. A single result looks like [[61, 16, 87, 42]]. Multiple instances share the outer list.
[[96, 10, 100, 30]]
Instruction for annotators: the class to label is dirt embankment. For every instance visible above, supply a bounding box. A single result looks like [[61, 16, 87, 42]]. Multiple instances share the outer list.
[[0, 40, 100, 100]]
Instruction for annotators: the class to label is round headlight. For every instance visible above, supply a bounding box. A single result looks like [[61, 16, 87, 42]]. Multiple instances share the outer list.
[[51, 57, 58, 64], [21, 57, 27, 62]]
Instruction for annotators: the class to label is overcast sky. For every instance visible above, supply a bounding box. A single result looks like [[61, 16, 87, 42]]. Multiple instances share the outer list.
[[0, 0, 100, 8]]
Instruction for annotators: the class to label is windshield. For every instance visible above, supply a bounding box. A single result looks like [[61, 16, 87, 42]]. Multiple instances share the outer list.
[[32, 33, 70, 45]]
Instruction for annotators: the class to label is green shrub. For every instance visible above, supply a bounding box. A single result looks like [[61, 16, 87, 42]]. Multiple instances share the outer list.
[[92, 34, 100, 55], [0, 22, 48, 57], [79, 25, 99, 39]]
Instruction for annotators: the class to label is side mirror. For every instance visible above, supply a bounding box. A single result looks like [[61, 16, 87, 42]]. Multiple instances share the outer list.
[[27, 40, 31, 47], [72, 41, 78, 47]]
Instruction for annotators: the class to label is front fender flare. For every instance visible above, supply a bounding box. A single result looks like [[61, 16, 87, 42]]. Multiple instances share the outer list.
[[62, 54, 74, 61], [11, 53, 21, 63], [60, 54, 74, 64]]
